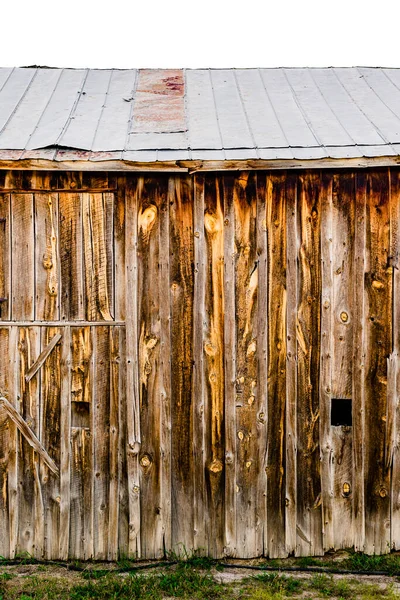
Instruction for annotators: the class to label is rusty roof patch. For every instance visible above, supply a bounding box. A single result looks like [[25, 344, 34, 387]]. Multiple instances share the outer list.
[[131, 69, 186, 134]]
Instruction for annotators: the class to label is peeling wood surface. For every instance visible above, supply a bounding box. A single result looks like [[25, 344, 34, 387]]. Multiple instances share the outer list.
[[0, 169, 400, 560]]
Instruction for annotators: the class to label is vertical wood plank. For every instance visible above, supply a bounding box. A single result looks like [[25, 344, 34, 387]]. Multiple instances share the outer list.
[[125, 177, 141, 558], [192, 175, 207, 554], [114, 177, 126, 322], [59, 326, 71, 560], [235, 173, 260, 558], [353, 171, 367, 552], [137, 177, 166, 558], [35, 193, 60, 321], [82, 193, 113, 321], [0, 194, 11, 320], [69, 327, 93, 560], [59, 193, 84, 321], [319, 173, 334, 552], [40, 326, 62, 559], [223, 174, 236, 557], [108, 326, 121, 560], [390, 168, 400, 549], [285, 173, 298, 556], [296, 172, 323, 556], [170, 176, 193, 554], [159, 181, 172, 557], [17, 327, 41, 556], [364, 170, 392, 554], [330, 173, 355, 550], [12, 194, 34, 320], [255, 174, 268, 559], [0, 328, 10, 558], [204, 175, 225, 558], [92, 326, 111, 560], [118, 326, 129, 558], [8, 326, 18, 558], [265, 173, 287, 558]]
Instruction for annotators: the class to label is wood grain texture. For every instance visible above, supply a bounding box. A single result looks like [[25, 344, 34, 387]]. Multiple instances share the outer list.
[[125, 177, 141, 558], [59, 326, 71, 559], [352, 171, 367, 552], [137, 176, 166, 558], [364, 170, 392, 554], [265, 174, 287, 558], [296, 173, 323, 556], [12, 194, 34, 320], [204, 175, 225, 558], [330, 173, 355, 550], [390, 169, 400, 550], [35, 193, 59, 321], [2, 169, 400, 560], [223, 174, 236, 557], [40, 327, 62, 559], [17, 327, 40, 556], [234, 173, 262, 558], [59, 193, 84, 320], [69, 327, 93, 560], [319, 173, 334, 552], [0, 194, 10, 320], [170, 176, 193, 554], [92, 326, 111, 560], [192, 175, 207, 554], [285, 173, 298, 556], [0, 328, 10, 558]]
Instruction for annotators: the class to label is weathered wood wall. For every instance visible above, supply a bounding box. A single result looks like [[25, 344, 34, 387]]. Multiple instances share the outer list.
[[0, 168, 399, 559]]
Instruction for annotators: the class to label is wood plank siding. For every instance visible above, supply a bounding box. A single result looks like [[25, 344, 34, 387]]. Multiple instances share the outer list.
[[0, 168, 400, 559]]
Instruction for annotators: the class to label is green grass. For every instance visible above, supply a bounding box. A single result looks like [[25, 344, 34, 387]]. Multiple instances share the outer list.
[[2, 556, 400, 599]]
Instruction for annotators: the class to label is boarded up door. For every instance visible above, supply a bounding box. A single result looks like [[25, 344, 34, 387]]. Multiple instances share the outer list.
[[0, 184, 128, 560]]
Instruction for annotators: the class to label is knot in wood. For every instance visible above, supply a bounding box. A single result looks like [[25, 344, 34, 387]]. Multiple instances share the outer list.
[[140, 454, 152, 468], [340, 311, 349, 323], [379, 487, 388, 498], [204, 212, 220, 235], [246, 341, 256, 358], [139, 205, 157, 241], [342, 482, 351, 497], [204, 342, 216, 356], [207, 370, 217, 384], [42, 258, 53, 270], [372, 279, 384, 290], [194, 231, 200, 238], [146, 337, 158, 350], [225, 453, 233, 465], [209, 459, 223, 474], [247, 395, 255, 406], [237, 431, 244, 441]]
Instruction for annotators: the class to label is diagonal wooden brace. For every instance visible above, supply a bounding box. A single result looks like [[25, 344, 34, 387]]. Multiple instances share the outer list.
[[0, 396, 59, 475], [25, 333, 62, 383]]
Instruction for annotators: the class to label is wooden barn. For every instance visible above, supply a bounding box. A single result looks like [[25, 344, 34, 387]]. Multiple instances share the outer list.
[[1, 66, 400, 560]]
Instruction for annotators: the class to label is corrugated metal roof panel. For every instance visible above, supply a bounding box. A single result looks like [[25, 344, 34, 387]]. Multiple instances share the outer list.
[[92, 69, 137, 151], [0, 67, 399, 163], [235, 69, 288, 149], [259, 69, 320, 148], [185, 70, 222, 150], [25, 69, 87, 150], [210, 70, 254, 149]]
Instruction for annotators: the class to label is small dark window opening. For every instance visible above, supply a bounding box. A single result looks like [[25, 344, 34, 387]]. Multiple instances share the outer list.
[[331, 398, 352, 426]]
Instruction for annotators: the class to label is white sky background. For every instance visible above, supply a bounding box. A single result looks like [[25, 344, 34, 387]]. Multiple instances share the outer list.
[[2, 0, 400, 69]]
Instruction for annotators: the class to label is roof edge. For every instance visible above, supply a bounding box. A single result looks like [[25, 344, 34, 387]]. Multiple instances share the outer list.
[[0, 155, 399, 173]]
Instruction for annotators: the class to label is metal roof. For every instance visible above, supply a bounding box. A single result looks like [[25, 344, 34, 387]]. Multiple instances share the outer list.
[[0, 67, 400, 163]]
